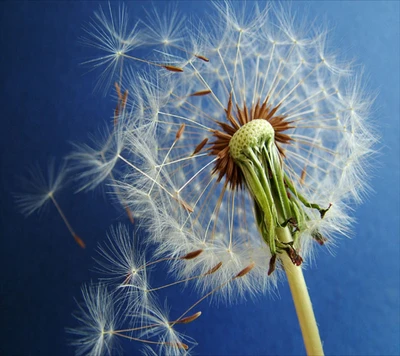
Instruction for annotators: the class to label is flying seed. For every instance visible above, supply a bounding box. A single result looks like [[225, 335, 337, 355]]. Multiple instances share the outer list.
[[121, 90, 128, 109], [175, 311, 202, 324], [163, 65, 184, 72], [190, 90, 212, 97], [205, 261, 223, 275], [124, 205, 134, 224], [234, 262, 255, 278], [177, 198, 194, 213], [114, 82, 122, 101], [164, 342, 189, 350], [195, 54, 210, 62], [192, 138, 208, 155], [73, 234, 86, 249], [176, 124, 186, 140], [181, 249, 203, 260], [114, 107, 119, 127], [300, 167, 307, 185]]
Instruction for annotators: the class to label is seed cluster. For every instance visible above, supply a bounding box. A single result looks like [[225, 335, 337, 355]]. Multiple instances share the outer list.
[[210, 96, 294, 190], [229, 119, 275, 160]]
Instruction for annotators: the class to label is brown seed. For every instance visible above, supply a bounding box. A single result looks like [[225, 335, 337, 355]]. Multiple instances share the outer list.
[[300, 167, 307, 185], [175, 311, 202, 324], [124, 205, 134, 224], [173, 194, 194, 212], [181, 249, 203, 260], [121, 90, 128, 109], [205, 261, 223, 275], [164, 342, 189, 350], [234, 262, 255, 279], [73, 234, 86, 249], [163, 65, 184, 72], [192, 138, 208, 155], [176, 124, 186, 140], [114, 82, 122, 100], [195, 54, 210, 62], [114, 106, 119, 127], [190, 89, 212, 97], [179, 198, 194, 213]]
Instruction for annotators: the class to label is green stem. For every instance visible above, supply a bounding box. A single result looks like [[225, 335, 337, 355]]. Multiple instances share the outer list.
[[229, 121, 324, 354], [277, 226, 324, 356]]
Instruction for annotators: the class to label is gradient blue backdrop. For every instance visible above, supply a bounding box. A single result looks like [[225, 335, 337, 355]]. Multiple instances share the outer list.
[[0, 1, 399, 355]]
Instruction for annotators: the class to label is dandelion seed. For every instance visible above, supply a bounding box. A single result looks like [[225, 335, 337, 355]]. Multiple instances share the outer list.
[[94, 224, 146, 287], [67, 121, 124, 193], [15, 160, 85, 248], [80, 3, 144, 94], [180, 249, 203, 260], [68, 284, 120, 356], [133, 301, 197, 355], [15, 159, 65, 217]]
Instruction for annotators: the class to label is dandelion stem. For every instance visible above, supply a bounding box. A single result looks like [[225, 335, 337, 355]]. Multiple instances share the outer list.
[[277, 226, 324, 356]]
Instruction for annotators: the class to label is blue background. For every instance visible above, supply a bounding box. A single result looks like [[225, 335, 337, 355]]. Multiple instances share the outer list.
[[0, 1, 399, 355]]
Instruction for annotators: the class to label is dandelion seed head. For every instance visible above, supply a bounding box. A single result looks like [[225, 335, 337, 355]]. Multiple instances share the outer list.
[[74, 0, 376, 317], [66, 2, 380, 355], [119, 1, 372, 286]]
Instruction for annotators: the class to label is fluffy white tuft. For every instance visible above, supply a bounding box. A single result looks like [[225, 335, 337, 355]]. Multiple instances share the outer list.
[[14, 159, 67, 217], [68, 284, 121, 356]]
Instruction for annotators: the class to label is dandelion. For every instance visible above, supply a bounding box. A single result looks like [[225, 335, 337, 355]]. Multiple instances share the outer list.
[[15, 159, 85, 248], [69, 2, 376, 355]]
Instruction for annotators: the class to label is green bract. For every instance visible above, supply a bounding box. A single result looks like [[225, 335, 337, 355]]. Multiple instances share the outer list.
[[229, 119, 328, 273]]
